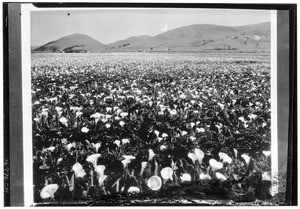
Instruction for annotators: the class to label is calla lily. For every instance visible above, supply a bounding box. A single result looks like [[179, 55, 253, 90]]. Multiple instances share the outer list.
[[217, 103, 225, 109], [248, 113, 257, 120], [122, 155, 136, 168], [148, 149, 156, 161], [92, 143, 101, 152], [147, 175, 162, 191], [262, 172, 271, 181], [127, 186, 140, 193], [106, 107, 112, 113], [105, 123, 111, 129], [199, 173, 211, 180], [90, 112, 102, 123], [40, 184, 59, 199], [190, 122, 196, 128], [181, 131, 188, 136], [209, 159, 223, 170], [180, 173, 192, 182], [169, 109, 177, 115], [194, 148, 204, 164], [162, 133, 168, 138], [96, 165, 107, 186], [59, 117, 68, 126], [154, 130, 160, 137], [238, 116, 246, 123], [196, 127, 205, 133], [216, 172, 227, 181], [75, 111, 83, 118], [218, 152, 232, 164], [231, 148, 237, 159], [72, 162, 86, 178], [121, 138, 130, 144], [55, 106, 62, 111], [160, 167, 173, 180], [119, 121, 125, 127], [241, 154, 251, 165], [57, 158, 63, 164], [81, 127, 89, 133], [263, 151, 271, 157], [160, 145, 167, 150], [46, 146, 55, 152], [66, 142, 76, 151], [114, 140, 121, 147], [86, 154, 101, 168], [189, 136, 196, 141], [188, 153, 197, 164], [95, 165, 106, 177], [140, 161, 148, 176], [120, 112, 128, 118]]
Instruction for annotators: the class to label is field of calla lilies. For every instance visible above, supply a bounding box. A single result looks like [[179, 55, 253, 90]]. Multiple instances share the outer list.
[[31, 52, 272, 204]]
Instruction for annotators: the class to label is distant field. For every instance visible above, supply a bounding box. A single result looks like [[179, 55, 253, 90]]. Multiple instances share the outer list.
[[31, 52, 271, 203]]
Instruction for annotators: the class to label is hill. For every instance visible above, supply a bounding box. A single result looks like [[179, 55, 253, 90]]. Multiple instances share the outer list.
[[112, 22, 270, 52], [32, 22, 270, 53], [106, 35, 152, 51], [33, 34, 105, 53]]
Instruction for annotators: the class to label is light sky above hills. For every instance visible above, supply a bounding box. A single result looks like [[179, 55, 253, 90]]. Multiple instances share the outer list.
[[31, 8, 271, 46]]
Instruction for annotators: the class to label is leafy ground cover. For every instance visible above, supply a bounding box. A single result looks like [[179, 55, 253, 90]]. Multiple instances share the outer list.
[[31, 52, 272, 205]]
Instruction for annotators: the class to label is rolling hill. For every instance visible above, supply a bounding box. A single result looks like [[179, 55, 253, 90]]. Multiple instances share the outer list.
[[33, 34, 105, 53], [109, 22, 270, 52], [33, 22, 270, 53], [106, 35, 152, 51]]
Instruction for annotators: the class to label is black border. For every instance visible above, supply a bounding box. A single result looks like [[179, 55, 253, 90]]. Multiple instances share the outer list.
[[286, 5, 297, 206], [3, 2, 10, 207], [3, 2, 297, 206]]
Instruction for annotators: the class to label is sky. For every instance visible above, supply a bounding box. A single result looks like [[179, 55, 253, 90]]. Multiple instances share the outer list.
[[31, 8, 271, 46]]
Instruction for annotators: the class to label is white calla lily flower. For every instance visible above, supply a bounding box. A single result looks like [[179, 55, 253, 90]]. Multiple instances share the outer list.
[[199, 173, 211, 180], [148, 149, 156, 161], [160, 167, 173, 180], [180, 173, 192, 182], [127, 186, 140, 193], [218, 152, 232, 164], [86, 154, 101, 168], [194, 148, 204, 164], [216, 172, 227, 181], [241, 154, 251, 165], [209, 159, 223, 170], [147, 175, 162, 191], [40, 184, 59, 199], [72, 162, 86, 178], [263, 150, 271, 157], [81, 127, 89, 133]]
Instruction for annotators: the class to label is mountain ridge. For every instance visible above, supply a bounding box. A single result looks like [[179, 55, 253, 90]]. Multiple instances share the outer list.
[[33, 22, 270, 53]]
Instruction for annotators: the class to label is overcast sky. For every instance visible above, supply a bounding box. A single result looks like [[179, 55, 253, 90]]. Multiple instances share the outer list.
[[31, 9, 271, 46]]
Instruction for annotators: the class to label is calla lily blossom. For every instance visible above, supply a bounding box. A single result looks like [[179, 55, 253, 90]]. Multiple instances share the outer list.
[[147, 175, 162, 191], [209, 159, 223, 171], [160, 167, 173, 181], [72, 162, 86, 178], [86, 154, 101, 168], [40, 184, 59, 199]]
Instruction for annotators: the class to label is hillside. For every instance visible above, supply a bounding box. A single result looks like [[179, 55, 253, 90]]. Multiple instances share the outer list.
[[32, 22, 270, 53], [113, 22, 270, 52], [106, 35, 152, 50], [33, 34, 105, 53]]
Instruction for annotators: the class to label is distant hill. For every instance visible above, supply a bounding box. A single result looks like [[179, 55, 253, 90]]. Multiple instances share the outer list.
[[106, 35, 152, 50], [33, 34, 105, 53], [111, 22, 270, 52], [32, 22, 270, 53]]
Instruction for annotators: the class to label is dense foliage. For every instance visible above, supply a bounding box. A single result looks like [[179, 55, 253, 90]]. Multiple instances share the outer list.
[[31, 52, 272, 203]]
